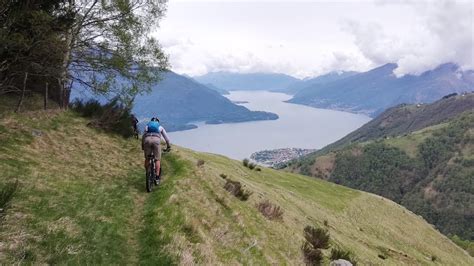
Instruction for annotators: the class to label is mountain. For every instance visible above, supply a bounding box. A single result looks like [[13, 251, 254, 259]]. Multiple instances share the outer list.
[[203, 83, 229, 95], [315, 93, 474, 154], [0, 109, 472, 264], [71, 71, 278, 132], [284, 71, 358, 94], [193, 71, 299, 91], [287, 94, 474, 243], [287, 63, 474, 116]]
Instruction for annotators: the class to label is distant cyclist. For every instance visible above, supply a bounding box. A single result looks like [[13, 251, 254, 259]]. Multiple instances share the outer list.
[[142, 117, 171, 178], [131, 114, 139, 139]]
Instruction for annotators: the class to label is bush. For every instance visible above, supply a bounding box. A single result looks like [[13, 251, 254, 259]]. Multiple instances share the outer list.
[[70, 99, 103, 118], [197, 159, 205, 167], [302, 242, 324, 265], [255, 167, 262, 172], [71, 98, 135, 138], [223, 179, 252, 201], [304, 225, 330, 249], [257, 200, 283, 220], [248, 163, 256, 170], [219, 173, 227, 179], [330, 248, 357, 265], [243, 158, 249, 167]]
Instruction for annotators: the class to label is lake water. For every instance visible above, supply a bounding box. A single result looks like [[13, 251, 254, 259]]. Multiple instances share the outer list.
[[169, 91, 371, 159]]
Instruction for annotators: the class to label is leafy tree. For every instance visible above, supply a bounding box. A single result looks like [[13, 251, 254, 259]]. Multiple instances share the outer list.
[[0, 0, 70, 110], [1, 0, 169, 110], [62, 0, 169, 104]]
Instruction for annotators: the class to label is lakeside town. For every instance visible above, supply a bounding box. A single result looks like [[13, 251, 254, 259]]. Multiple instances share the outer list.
[[250, 148, 317, 168]]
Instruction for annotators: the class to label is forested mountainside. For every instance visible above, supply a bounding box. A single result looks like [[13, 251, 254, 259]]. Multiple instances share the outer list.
[[287, 96, 474, 244]]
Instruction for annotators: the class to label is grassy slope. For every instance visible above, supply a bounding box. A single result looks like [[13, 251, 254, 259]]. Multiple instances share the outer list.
[[0, 111, 472, 265]]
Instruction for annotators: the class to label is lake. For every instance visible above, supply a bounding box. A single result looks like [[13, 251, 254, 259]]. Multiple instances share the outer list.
[[168, 91, 371, 159]]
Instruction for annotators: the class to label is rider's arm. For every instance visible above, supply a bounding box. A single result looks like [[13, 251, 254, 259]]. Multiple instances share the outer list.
[[141, 126, 148, 150], [160, 126, 171, 147]]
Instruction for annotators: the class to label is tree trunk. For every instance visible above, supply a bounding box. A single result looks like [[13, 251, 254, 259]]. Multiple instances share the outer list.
[[59, 16, 74, 109], [15, 72, 28, 113], [44, 82, 48, 110]]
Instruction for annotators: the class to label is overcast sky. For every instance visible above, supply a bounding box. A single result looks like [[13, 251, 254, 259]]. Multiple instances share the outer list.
[[154, 0, 474, 78]]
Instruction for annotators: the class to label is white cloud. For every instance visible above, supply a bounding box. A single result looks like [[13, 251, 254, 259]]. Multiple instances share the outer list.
[[156, 0, 473, 78], [344, 0, 473, 76]]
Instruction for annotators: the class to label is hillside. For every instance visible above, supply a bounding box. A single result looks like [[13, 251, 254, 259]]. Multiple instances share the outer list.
[[287, 63, 474, 116], [194, 72, 299, 91], [0, 110, 472, 264], [287, 100, 474, 243], [312, 93, 474, 155], [71, 71, 278, 132]]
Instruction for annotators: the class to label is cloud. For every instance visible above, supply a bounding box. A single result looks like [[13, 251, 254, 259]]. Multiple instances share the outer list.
[[344, 0, 473, 76], [158, 0, 473, 78]]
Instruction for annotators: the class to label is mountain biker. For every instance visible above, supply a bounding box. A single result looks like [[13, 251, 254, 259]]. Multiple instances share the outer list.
[[142, 117, 171, 178], [131, 114, 139, 138]]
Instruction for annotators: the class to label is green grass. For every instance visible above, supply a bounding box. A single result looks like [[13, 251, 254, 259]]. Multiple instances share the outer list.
[[0, 110, 472, 265], [384, 123, 448, 157]]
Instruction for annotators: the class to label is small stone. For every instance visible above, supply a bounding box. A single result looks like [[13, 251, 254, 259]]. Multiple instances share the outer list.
[[330, 259, 353, 266], [32, 129, 43, 137]]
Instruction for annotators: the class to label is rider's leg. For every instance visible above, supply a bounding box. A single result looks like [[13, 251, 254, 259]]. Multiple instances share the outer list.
[[156, 160, 161, 177], [153, 141, 162, 177]]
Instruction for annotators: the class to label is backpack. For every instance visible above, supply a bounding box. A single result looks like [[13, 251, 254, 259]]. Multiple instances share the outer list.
[[147, 121, 160, 133]]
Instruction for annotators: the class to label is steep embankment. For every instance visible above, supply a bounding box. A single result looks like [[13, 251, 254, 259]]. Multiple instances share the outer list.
[[287, 100, 474, 244], [0, 111, 472, 264]]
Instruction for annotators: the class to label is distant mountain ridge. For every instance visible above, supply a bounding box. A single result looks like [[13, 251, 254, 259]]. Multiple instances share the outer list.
[[194, 71, 299, 91], [288, 63, 474, 116], [71, 71, 278, 131], [283, 71, 358, 94]]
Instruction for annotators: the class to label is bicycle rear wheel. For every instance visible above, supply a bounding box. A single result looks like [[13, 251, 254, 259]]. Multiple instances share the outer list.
[[146, 163, 154, 193]]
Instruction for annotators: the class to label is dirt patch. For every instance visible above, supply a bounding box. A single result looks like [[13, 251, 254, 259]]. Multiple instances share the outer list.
[[311, 154, 336, 179]]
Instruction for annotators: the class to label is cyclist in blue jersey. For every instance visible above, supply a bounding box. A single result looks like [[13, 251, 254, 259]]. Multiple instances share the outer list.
[[142, 117, 171, 178]]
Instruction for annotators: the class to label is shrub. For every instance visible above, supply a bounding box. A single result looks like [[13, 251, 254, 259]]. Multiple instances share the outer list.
[[255, 167, 262, 172], [219, 173, 227, 179], [257, 200, 283, 220], [330, 248, 357, 265], [302, 242, 324, 265], [70, 99, 103, 118], [248, 163, 256, 170], [197, 159, 205, 167], [243, 158, 249, 167], [71, 98, 135, 138], [304, 225, 330, 249], [223, 179, 252, 201], [323, 220, 328, 227]]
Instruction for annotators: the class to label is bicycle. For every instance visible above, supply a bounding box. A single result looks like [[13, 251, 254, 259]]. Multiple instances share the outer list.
[[145, 147, 170, 193]]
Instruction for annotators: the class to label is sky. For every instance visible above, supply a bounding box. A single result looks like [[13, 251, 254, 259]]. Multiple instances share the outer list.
[[154, 0, 474, 78]]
